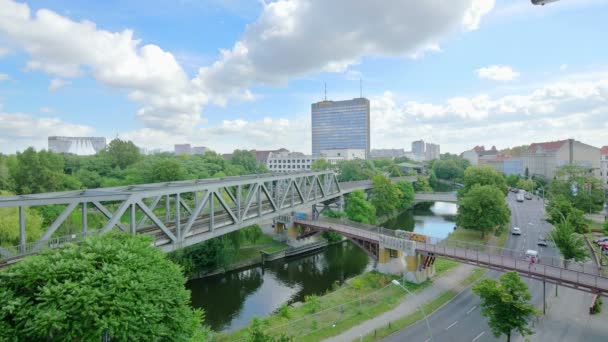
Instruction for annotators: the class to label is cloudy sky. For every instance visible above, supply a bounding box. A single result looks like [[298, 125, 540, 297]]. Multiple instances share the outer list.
[[0, 0, 606, 154]]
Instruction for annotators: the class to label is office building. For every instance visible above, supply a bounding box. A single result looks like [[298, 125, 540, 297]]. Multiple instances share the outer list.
[[191, 146, 209, 155], [174, 144, 191, 155], [320, 149, 365, 161], [522, 139, 600, 179], [311, 98, 370, 158], [412, 140, 425, 159], [48, 136, 106, 155]]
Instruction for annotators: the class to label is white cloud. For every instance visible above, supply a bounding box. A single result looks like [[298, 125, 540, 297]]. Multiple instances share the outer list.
[[48, 78, 70, 91], [0, 110, 95, 152], [0, 47, 9, 57], [476, 65, 520, 81], [196, 0, 494, 101], [39, 107, 53, 113], [0, 73, 9, 81], [560, 64, 568, 71]]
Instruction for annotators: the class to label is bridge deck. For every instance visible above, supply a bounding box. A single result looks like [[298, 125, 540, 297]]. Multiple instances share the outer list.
[[294, 218, 608, 296]]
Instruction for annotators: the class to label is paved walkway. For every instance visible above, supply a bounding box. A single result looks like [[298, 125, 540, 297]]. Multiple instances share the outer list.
[[323, 263, 476, 342]]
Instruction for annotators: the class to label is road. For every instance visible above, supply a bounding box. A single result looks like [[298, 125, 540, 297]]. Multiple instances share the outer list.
[[382, 192, 605, 342]]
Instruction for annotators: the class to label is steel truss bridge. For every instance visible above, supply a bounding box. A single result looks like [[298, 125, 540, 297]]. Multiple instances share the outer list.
[[294, 218, 608, 296], [0, 172, 417, 265]]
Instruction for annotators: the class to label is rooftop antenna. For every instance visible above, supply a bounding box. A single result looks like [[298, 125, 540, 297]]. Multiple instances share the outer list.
[[324, 82, 327, 101], [359, 78, 363, 98]]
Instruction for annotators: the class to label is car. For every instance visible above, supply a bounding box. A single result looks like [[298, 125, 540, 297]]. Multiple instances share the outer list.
[[511, 227, 521, 235], [594, 236, 608, 244], [537, 234, 548, 247], [597, 241, 608, 249], [525, 192, 533, 200]]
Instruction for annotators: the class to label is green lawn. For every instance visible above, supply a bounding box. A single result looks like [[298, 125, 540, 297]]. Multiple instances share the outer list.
[[231, 234, 288, 265], [212, 259, 459, 342], [590, 221, 605, 233], [446, 224, 509, 249], [360, 267, 486, 341]]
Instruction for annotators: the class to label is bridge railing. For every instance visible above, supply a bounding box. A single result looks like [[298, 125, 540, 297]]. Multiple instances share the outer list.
[[418, 241, 608, 292]]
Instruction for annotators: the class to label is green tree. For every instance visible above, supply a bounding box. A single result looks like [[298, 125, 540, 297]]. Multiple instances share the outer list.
[[337, 160, 376, 182], [75, 168, 103, 188], [105, 138, 142, 169], [243, 224, 263, 244], [370, 174, 401, 217], [516, 179, 535, 192], [549, 164, 604, 213], [413, 175, 432, 192], [311, 158, 331, 171], [231, 150, 259, 173], [12, 148, 66, 194], [432, 159, 464, 181], [459, 166, 508, 198], [546, 195, 574, 224], [0, 231, 206, 340], [345, 190, 377, 224], [564, 208, 590, 234], [456, 184, 510, 238], [473, 272, 538, 342], [549, 222, 588, 267], [505, 174, 520, 188], [395, 181, 415, 210], [0, 191, 44, 247], [428, 171, 438, 189], [151, 158, 186, 182]]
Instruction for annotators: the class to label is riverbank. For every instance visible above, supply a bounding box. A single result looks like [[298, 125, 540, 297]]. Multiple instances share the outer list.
[[211, 258, 461, 342]]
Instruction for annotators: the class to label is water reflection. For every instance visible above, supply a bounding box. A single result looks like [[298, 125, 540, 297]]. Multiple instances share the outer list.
[[188, 240, 371, 332], [382, 201, 457, 239]]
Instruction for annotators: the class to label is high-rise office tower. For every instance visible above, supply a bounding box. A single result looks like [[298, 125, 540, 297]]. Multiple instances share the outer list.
[[311, 98, 370, 158]]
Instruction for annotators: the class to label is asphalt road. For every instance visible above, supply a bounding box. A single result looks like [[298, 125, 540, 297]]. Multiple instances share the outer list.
[[382, 192, 602, 342]]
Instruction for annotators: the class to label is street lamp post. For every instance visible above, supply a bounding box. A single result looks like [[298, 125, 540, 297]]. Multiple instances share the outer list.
[[543, 202, 568, 299], [391, 279, 433, 342]]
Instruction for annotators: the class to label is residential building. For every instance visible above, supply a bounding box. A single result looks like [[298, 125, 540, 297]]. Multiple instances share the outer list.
[[412, 140, 425, 159], [174, 144, 191, 155], [425, 142, 440, 161], [485, 158, 524, 176], [250, 148, 289, 163], [267, 151, 317, 173], [600, 146, 608, 187], [320, 148, 365, 161], [311, 98, 370, 158], [48, 136, 106, 155], [461, 145, 499, 166], [370, 148, 406, 159], [191, 146, 209, 155], [522, 139, 600, 179]]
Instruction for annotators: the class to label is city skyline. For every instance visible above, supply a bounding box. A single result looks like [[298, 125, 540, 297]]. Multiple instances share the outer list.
[[0, 0, 607, 155]]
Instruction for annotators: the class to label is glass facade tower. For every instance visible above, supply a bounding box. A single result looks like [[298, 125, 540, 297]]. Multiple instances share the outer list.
[[311, 98, 370, 158]]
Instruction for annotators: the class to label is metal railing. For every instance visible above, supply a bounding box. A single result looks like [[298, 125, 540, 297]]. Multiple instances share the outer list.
[[1, 229, 102, 262]]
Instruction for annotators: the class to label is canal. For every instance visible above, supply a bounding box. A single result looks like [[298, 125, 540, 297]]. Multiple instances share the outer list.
[[187, 201, 457, 332]]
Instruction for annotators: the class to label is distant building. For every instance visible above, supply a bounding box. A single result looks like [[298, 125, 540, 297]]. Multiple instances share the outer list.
[[411, 140, 425, 160], [370, 148, 406, 159], [461, 145, 499, 166], [320, 148, 365, 161], [425, 143, 440, 161], [174, 144, 191, 155], [48, 136, 106, 155], [485, 158, 524, 176], [250, 148, 289, 163], [191, 146, 209, 155], [311, 98, 370, 158], [599, 146, 608, 187], [522, 139, 600, 179], [461, 145, 523, 175], [267, 151, 316, 173]]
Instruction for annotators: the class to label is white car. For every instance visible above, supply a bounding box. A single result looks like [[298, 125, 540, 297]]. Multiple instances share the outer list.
[[511, 227, 522, 235]]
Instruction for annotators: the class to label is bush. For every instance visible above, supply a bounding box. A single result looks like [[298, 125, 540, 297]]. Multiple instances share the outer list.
[[305, 295, 320, 313], [278, 304, 291, 319]]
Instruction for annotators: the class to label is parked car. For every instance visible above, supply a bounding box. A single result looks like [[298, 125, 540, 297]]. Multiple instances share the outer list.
[[537, 234, 548, 247], [525, 192, 533, 200], [511, 227, 522, 235], [594, 236, 608, 244]]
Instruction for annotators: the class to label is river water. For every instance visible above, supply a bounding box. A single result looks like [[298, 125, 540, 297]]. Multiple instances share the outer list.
[[188, 201, 457, 332]]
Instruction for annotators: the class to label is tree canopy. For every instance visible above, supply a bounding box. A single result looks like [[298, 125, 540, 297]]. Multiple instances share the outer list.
[[413, 175, 432, 192], [456, 184, 510, 238], [459, 166, 508, 197], [473, 272, 538, 342], [516, 179, 535, 193], [548, 164, 604, 213], [0, 191, 43, 247], [395, 181, 415, 210], [336, 160, 376, 182], [105, 138, 142, 169], [369, 174, 401, 217], [311, 158, 331, 171], [549, 221, 588, 267], [0, 231, 206, 341], [345, 190, 377, 224]]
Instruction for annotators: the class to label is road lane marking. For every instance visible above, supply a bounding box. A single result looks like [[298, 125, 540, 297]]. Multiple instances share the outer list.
[[466, 305, 477, 314], [472, 331, 485, 341], [446, 321, 458, 330]]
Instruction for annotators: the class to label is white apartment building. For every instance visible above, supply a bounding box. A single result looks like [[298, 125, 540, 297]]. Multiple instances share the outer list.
[[320, 148, 366, 160], [601, 146, 608, 187], [522, 139, 600, 179], [266, 148, 365, 173]]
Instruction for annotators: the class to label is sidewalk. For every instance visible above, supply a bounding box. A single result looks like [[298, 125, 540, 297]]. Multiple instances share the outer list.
[[323, 263, 476, 342]]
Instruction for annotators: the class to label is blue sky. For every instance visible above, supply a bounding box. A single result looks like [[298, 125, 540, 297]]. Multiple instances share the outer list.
[[0, 0, 607, 154]]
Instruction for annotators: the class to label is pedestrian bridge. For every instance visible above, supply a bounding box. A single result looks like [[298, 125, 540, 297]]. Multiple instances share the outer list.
[[294, 217, 608, 296], [413, 192, 457, 203], [0, 171, 416, 265]]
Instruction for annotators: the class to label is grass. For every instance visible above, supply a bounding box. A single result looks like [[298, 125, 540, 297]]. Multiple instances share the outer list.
[[212, 259, 459, 342], [445, 223, 509, 250], [359, 267, 487, 341], [590, 221, 605, 233]]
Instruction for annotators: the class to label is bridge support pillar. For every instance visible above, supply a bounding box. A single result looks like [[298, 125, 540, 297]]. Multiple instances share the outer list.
[[376, 247, 407, 276], [402, 252, 435, 283]]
